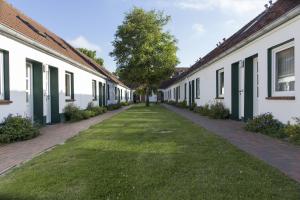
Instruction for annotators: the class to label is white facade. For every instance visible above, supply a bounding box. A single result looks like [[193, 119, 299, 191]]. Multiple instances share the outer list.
[[163, 11, 300, 123], [0, 29, 131, 124]]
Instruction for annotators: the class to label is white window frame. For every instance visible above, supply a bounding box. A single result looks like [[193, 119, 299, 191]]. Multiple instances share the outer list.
[[0, 52, 4, 100], [217, 68, 224, 98], [65, 72, 72, 99], [272, 41, 295, 97], [92, 80, 97, 100]]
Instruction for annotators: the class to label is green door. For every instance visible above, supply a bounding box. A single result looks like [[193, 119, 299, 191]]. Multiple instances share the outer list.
[[231, 62, 239, 120], [188, 82, 192, 107], [99, 82, 103, 106], [192, 80, 195, 103], [49, 66, 60, 123], [32, 61, 44, 124], [244, 56, 256, 121], [103, 84, 106, 106]]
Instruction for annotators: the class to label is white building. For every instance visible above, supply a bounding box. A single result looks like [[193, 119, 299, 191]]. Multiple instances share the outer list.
[[0, 1, 131, 124], [161, 0, 300, 123]]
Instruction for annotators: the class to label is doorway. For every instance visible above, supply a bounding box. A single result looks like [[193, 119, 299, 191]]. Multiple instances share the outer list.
[[49, 66, 60, 123]]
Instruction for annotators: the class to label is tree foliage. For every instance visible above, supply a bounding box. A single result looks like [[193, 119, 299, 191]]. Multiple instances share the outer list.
[[110, 7, 179, 106], [78, 48, 104, 66]]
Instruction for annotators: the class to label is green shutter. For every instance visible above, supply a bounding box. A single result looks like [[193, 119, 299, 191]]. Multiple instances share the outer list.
[[103, 84, 106, 106], [231, 63, 239, 120], [71, 73, 74, 100], [3, 51, 10, 100], [32, 61, 44, 124]]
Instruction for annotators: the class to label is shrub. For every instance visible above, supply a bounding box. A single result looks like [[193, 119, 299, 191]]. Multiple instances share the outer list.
[[121, 102, 129, 106], [208, 102, 230, 119], [245, 113, 286, 138], [190, 102, 197, 111], [284, 118, 300, 145], [0, 115, 40, 143], [89, 106, 105, 115], [82, 110, 96, 119], [195, 104, 210, 116], [107, 103, 122, 111], [178, 100, 188, 108], [63, 104, 83, 122]]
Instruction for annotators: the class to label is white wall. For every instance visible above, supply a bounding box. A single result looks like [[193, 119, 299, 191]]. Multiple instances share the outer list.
[[163, 15, 300, 123], [0, 33, 107, 122]]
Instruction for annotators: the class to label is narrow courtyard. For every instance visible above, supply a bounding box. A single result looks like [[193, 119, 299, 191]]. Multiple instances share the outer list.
[[0, 105, 299, 200]]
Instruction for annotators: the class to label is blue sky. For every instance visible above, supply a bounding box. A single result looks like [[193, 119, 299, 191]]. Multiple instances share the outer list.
[[6, 0, 271, 72]]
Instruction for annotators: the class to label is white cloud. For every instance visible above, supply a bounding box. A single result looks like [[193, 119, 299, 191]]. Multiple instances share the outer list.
[[192, 23, 205, 34], [175, 0, 270, 15], [68, 36, 102, 55]]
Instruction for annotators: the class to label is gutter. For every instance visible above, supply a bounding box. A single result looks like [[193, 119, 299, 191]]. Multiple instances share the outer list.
[[169, 5, 300, 87], [0, 24, 107, 79]]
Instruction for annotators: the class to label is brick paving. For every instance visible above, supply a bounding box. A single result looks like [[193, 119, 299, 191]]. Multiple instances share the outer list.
[[0, 106, 131, 175], [163, 104, 300, 183]]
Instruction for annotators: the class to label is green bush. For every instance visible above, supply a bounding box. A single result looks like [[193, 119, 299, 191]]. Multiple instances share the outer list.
[[0, 115, 40, 143], [121, 102, 130, 106], [284, 118, 300, 145], [178, 100, 188, 108], [107, 103, 122, 111], [190, 102, 197, 111], [89, 106, 105, 115], [194, 104, 210, 116], [208, 102, 230, 119], [63, 104, 83, 122], [82, 110, 96, 119], [245, 113, 286, 138], [86, 102, 95, 110]]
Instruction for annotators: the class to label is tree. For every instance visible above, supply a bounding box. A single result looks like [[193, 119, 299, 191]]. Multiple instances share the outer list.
[[78, 48, 104, 66], [110, 7, 179, 106]]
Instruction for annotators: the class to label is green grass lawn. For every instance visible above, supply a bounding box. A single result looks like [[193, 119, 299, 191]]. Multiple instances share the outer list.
[[0, 105, 299, 200]]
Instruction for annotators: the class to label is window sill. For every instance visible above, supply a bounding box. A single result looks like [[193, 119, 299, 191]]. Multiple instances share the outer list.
[[215, 97, 224, 100], [266, 96, 295, 100], [65, 99, 76, 102], [0, 100, 13, 105]]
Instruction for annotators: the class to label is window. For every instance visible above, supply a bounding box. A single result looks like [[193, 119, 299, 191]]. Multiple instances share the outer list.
[[0, 52, 4, 100], [217, 69, 224, 98], [65, 72, 73, 99], [184, 83, 187, 100], [196, 78, 200, 99], [272, 43, 295, 95], [92, 80, 97, 100]]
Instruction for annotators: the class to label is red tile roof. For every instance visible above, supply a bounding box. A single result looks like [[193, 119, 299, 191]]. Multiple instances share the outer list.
[[161, 0, 300, 89], [0, 0, 129, 88]]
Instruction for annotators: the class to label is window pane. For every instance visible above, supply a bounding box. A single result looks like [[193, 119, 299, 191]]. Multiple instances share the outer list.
[[65, 74, 70, 97], [276, 47, 294, 91]]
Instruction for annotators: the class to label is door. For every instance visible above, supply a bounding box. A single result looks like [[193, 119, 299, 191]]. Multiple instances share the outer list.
[[231, 62, 239, 120], [25, 62, 33, 120], [188, 82, 192, 106], [99, 82, 103, 106], [49, 66, 60, 123], [103, 84, 106, 106], [253, 57, 259, 117], [244, 55, 258, 121], [192, 80, 195, 104], [239, 61, 245, 120], [32, 61, 44, 124]]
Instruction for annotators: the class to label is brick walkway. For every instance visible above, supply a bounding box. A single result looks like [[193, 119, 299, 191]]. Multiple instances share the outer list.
[[0, 106, 131, 175], [163, 104, 300, 183]]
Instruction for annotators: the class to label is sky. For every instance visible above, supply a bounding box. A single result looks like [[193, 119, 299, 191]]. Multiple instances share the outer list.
[[6, 0, 272, 72]]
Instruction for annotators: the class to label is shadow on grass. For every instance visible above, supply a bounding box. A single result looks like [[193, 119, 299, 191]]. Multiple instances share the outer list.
[[0, 194, 38, 200]]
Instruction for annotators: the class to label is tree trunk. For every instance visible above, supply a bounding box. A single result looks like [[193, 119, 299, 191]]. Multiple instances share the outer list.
[[145, 87, 150, 107]]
